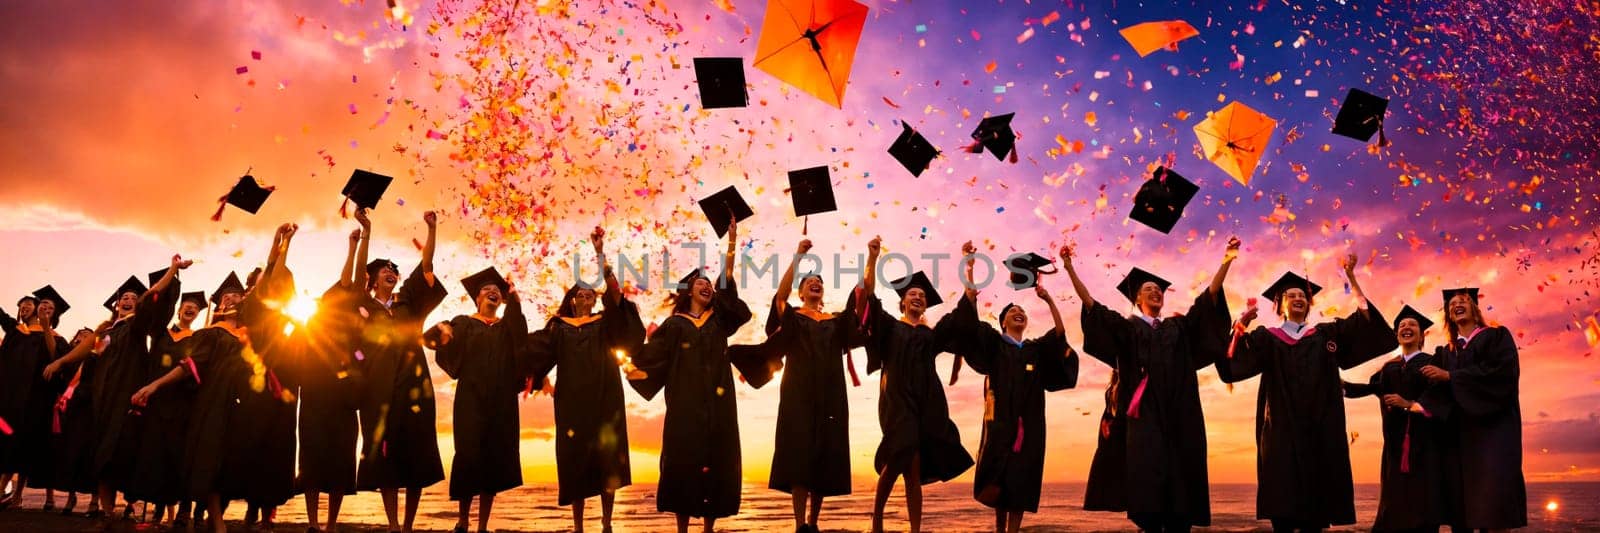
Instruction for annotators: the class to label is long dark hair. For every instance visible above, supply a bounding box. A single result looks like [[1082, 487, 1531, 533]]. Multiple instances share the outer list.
[[670, 274, 709, 315], [1443, 295, 1487, 343]]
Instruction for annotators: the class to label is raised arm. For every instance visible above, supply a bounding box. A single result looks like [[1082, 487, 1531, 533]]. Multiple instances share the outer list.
[[1061, 244, 1095, 309], [774, 239, 811, 305], [1340, 252, 1371, 318], [421, 211, 438, 275], [592, 225, 620, 306], [353, 208, 372, 290], [721, 213, 738, 286], [861, 236, 881, 292], [1209, 237, 1241, 296], [149, 254, 193, 296], [340, 229, 361, 288], [1039, 283, 1064, 336], [43, 325, 105, 380]]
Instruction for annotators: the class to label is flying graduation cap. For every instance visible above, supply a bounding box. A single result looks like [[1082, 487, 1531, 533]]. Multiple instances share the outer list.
[[1332, 88, 1390, 146], [340, 169, 394, 218], [887, 120, 939, 177], [697, 186, 755, 238], [1004, 252, 1058, 290], [693, 57, 749, 109], [211, 173, 274, 221], [1128, 166, 1200, 234], [786, 166, 836, 235], [967, 112, 1018, 163]]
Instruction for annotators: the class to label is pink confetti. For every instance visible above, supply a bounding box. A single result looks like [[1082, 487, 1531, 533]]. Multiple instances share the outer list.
[[426, 129, 447, 140], [348, 103, 358, 114], [0, 416, 11, 435], [235, 66, 248, 75], [251, 50, 262, 60]]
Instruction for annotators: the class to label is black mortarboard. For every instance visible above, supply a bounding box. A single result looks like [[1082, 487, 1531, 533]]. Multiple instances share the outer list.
[[1004, 252, 1057, 289], [969, 112, 1017, 162], [693, 57, 748, 109], [1393, 304, 1433, 332], [105, 276, 148, 311], [787, 166, 836, 220], [696, 186, 755, 238], [32, 285, 70, 317], [889, 271, 944, 308], [180, 291, 207, 308], [1441, 287, 1479, 306], [146, 269, 170, 288], [212, 174, 274, 220], [211, 272, 245, 307], [1128, 166, 1199, 234], [1332, 88, 1389, 143], [1116, 267, 1171, 305], [1262, 271, 1323, 307], [677, 268, 708, 291], [367, 258, 400, 277], [342, 169, 394, 212], [461, 267, 510, 296], [888, 121, 939, 177]]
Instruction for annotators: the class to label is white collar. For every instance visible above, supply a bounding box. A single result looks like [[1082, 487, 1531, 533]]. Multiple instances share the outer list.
[[1278, 320, 1309, 340], [1139, 314, 1159, 326], [1402, 350, 1425, 362]]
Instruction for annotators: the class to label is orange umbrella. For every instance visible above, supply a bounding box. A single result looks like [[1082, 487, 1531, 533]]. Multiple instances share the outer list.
[[1118, 20, 1199, 57], [1193, 101, 1277, 186], [753, 0, 869, 108]]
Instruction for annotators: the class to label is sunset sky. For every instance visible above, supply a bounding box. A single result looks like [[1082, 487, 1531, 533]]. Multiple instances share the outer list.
[[1, 0, 1597, 489]]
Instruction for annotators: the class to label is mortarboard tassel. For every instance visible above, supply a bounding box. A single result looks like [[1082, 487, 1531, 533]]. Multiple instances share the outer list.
[[339, 196, 351, 219], [1400, 417, 1412, 473], [845, 350, 860, 387], [802, 216, 808, 236], [1376, 117, 1390, 147], [210, 194, 229, 222], [1012, 417, 1024, 453], [1127, 376, 1150, 419], [1008, 148, 1019, 164]]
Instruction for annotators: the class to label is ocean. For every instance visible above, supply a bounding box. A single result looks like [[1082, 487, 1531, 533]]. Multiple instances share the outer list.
[[10, 482, 1594, 532]]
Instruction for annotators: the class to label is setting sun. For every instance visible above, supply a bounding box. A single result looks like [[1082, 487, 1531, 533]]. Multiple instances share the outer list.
[[285, 292, 319, 324]]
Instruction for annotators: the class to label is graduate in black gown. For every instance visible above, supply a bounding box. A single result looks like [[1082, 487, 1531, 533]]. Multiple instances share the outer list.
[[295, 227, 365, 533], [228, 234, 303, 529], [521, 226, 645, 533], [627, 216, 753, 533], [428, 266, 526, 533], [1343, 305, 1449, 533], [945, 243, 1079, 533], [837, 237, 972, 533], [1217, 253, 1398, 533], [727, 236, 858, 533], [1417, 288, 1526, 531], [126, 289, 207, 527], [1067, 238, 1237, 533], [354, 209, 450, 533], [43, 292, 103, 517], [0, 293, 67, 510]]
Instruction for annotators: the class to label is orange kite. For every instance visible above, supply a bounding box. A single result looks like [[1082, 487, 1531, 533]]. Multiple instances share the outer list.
[[753, 0, 869, 108], [1119, 20, 1199, 57], [1193, 101, 1277, 186]]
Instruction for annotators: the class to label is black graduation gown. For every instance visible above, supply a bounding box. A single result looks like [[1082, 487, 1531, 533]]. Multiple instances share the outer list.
[[435, 296, 528, 500], [1345, 353, 1450, 532], [1418, 326, 1526, 530], [944, 296, 1079, 513], [1082, 366, 1128, 513], [524, 296, 645, 506], [125, 327, 200, 505], [178, 325, 252, 500], [92, 281, 179, 488], [356, 267, 449, 491], [295, 284, 361, 495], [728, 297, 855, 497], [1216, 302, 1398, 527], [48, 353, 98, 494], [1079, 289, 1230, 526], [223, 290, 300, 508], [627, 281, 752, 518], [0, 323, 67, 484], [847, 293, 973, 485]]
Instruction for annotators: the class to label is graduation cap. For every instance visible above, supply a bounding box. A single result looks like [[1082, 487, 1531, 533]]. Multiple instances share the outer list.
[[211, 272, 245, 307], [693, 57, 748, 109], [676, 268, 708, 291], [1393, 304, 1433, 333], [1262, 271, 1323, 309], [968, 112, 1017, 163], [696, 186, 755, 238], [341, 169, 394, 217], [367, 258, 401, 277], [1116, 268, 1171, 305], [787, 166, 835, 234], [1441, 287, 1479, 306], [888, 121, 939, 177], [1332, 88, 1389, 145], [145, 268, 171, 288], [1128, 166, 1200, 234], [104, 276, 149, 312], [1004, 252, 1057, 289], [180, 291, 208, 309], [461, 267, 511, 297], [211, 174, 274, 221], [32, 285, 71, 318], [889, 271, 944, 308]]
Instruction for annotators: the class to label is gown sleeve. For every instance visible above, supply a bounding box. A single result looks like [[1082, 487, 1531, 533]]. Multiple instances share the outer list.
[[1180, 289, 1231, 370], [1029, 328, 1081, 391], [628, 318, 679, 400], [1321, 299, 1399, 370], [939, 295, 1002, 375], [726, 297, 789, 389], [399, 266, 449, 320], [1216, 327, 1272, 383], [854, 293, 896, 375], [1446, 326, 1519, 417], [133, 276, 181, 337], [602, 295, 647, 358], [1079, 301, 1132, 369], [0, 307, 14, 332], [523, 325, 557, 389], [1342, 366, 1385, 399], [432, 317, 468, 380], [711, 278, 753, 339]]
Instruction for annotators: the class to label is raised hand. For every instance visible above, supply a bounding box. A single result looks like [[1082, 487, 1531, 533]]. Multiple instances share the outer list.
[[1059, 244, 1072, 262], [349, 229, 363, 245], [1225, 236, 1242, 261], [435, 322, 454, 345], [354, 208, 372, 230], [424, 210, 438, 228], [1340, 252, 1358, 275], [797, 239, 813, 255], [867, 236, 881, 255], [590, 225, 605, 252], [1239, 305, 1260, 328], [1035, 284, 1051, 301]]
